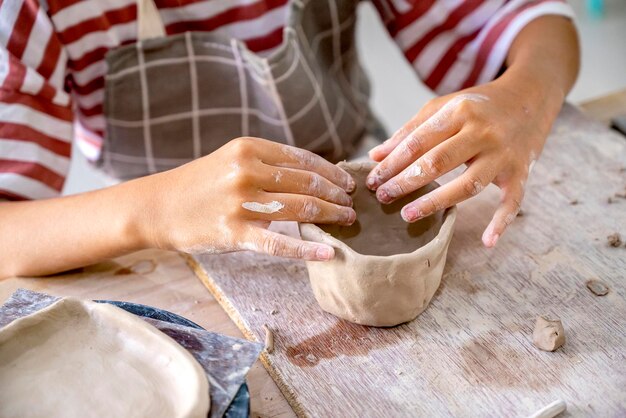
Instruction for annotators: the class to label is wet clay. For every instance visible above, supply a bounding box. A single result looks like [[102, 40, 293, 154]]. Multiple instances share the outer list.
[[532, 316, 566, 352], [299, 161, 457, 327], [319, 174, 442, 257], [0, 298, 209, 418]]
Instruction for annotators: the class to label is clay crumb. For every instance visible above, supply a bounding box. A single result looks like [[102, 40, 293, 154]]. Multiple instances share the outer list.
[[517, 209, 525, 217], [532, 316, 566, 352], [269, 309, 279, 315], [607, 232, 623, 247], [586, 279, 609, 296], [607, 196, 615, 204], [551, 179, 562, 185], [286, 264, 302, 275], [569, 199, 579, 205], [262, 324, 274, 354]]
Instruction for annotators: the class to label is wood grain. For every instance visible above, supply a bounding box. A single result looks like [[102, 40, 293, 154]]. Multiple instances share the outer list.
[[0, 249, 294, 418], [189, 105, 626, 417]]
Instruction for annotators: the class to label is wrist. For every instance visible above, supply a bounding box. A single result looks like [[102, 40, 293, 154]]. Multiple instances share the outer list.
[[111, 175, 160, 251], [497, 65, 565, 124]]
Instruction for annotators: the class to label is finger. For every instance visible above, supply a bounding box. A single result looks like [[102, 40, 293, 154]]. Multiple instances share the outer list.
[[366, 107, 462, 191], [375, 132, 480, 204], [259, 165, 352, 207], [240, 193, 356, 225], [369, 102, 441, 162], [400, 158, 498, 222], [254, 140, 356, 192], [482, 178, 525, 248], [244, 229, 335, 261]]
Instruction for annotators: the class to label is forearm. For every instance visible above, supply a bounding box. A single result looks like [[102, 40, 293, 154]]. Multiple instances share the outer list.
[[499, 16, 580, 121], [0, 179, 152, 278]]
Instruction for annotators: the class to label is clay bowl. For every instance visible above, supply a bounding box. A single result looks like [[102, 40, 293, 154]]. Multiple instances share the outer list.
[[299, 161, 457, 327]]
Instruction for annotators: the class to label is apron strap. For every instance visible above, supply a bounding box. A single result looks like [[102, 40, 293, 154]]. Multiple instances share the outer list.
[[137, 0, 166, 40]]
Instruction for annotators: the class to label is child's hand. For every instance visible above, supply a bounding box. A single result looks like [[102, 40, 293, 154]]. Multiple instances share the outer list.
[[141, 137, 356, 260], [366, 80, 562, 247]]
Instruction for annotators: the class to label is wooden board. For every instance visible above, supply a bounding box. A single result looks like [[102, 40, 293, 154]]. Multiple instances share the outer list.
[[0, 249, 295, 418], [187, 104, 626, 417], [578, 88, 626, 126]]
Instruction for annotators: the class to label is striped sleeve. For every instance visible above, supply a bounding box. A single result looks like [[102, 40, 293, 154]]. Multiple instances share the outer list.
[[372, 0, 575, 95], [0, 0, 73, 200]]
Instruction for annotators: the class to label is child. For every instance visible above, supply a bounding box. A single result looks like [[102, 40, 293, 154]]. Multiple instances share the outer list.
[[0, 0, 579, 277]]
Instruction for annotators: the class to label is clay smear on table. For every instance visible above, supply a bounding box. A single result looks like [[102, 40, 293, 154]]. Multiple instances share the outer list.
[[299, 161, 457, 327]]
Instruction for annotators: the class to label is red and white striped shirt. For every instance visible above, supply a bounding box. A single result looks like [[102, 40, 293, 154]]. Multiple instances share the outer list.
[[0, 0, 573, 200]]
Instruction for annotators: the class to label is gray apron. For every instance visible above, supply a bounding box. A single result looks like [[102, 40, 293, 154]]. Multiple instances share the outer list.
[[100, 0, 384, 179]]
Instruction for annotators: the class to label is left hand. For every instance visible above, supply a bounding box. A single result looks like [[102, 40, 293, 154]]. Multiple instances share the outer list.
[[365, 79, 562, 247]]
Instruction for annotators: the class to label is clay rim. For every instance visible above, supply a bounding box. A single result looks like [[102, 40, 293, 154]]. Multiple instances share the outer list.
[[0, 297, 210, 418], [300, 204, 457, 260]]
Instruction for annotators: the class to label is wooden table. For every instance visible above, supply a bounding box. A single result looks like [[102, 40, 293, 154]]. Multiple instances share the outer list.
[[185, 104, 626, 417], [0, 249, 295, 418], [1, 95, 624, 418], [578, 88, 626, 126]]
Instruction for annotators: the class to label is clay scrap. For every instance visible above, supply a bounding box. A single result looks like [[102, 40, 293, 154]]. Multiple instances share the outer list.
[[532, 316, 566, 352], [586, 279, 610, 296], [607, 232, 623, 247], [263, 324, 274, 354]]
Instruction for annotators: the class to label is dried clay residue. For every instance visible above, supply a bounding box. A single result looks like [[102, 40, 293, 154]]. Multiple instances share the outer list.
[[241, 201, 284, 214], [459, 330, 564, 389], [607, 232, 623, 247], [586, 279, 610, 296], [114, 259, 157, 276], [285, 320, 400, 367]]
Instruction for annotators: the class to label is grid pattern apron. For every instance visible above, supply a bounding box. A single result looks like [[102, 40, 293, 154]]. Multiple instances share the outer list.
[[100, 0, 383, 180]]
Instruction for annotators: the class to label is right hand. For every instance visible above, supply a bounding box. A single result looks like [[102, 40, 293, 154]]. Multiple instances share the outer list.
[[138, 137, 356, 261]]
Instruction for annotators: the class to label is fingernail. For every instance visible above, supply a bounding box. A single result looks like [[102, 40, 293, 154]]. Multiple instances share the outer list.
[[483, 229, 499, 248], [370, 144, 382, 153], [344, 209, 357, 224], [346, 177, 356, 193], [315, 246, 334, 260], [335, 190, 352, 206], [367, 175, 382, 191], [490, 233, 500, 247], [377, 188, 392, 203], [401, 206, 418, 222]]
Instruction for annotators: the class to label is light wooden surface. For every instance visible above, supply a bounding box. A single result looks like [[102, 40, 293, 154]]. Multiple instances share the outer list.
[[0, 249, 294, 418], [578, 88, 626, 126], [1, 97, 624, 418], [188, 104, 626, 417]]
